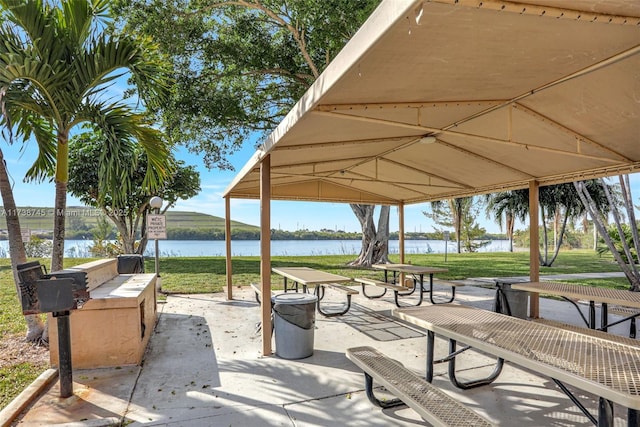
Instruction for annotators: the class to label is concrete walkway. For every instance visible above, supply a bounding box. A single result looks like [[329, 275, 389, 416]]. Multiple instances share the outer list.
[[7, 274, 635, 427]]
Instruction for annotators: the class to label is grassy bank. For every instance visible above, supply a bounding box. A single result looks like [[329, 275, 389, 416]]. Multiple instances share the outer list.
[[0, 250, 629, 408]]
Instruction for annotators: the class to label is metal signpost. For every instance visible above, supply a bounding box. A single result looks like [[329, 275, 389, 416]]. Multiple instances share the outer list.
[[147, 197, 166, 288], [443, 231, 450, 262]]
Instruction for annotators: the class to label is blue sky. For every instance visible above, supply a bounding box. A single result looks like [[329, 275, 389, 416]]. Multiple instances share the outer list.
[[3, 134, 639, 235]]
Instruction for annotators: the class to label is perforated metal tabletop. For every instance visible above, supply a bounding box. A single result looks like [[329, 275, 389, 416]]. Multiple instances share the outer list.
[[511, 282, 640, 309], [393, 304, 640, 410]]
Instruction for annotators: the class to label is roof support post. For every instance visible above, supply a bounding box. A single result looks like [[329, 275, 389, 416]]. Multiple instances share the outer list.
[[260, 155, 273, 356], [399, 203, 405, 264], [225, 196, 232, 300], [529, 180, 540, 318]]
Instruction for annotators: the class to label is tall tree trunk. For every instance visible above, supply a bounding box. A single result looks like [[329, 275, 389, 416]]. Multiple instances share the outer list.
[[539, 207, 549, 266], [137, 209, 149, 255], [0, 150, 44, 342], [108, 213, 136, 253], [547, 208, 570, 266], [620, 175, 640, 262], [575, 181, 640, 291], [450, 200, 462, 254], [506, 213, 514, 252], [375, 205, 390, 261], [52, 133, 70, 272], [348, 204, 390, 267], [604, 178, 636, 269], [52, 180, 67, 272]]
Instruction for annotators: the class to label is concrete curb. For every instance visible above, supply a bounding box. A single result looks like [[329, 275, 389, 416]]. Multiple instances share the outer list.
[[50, 418, 120, 427], [0, 368, 58, 427]]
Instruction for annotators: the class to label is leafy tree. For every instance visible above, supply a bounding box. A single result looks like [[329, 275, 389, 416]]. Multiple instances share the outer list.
[[576, 176, 640, 291], [112, 0, 389, 265], [0, 0, 172, 276], [89, 216, 119, 257], [424, 197, 487, 253], [68, 132, 201, 254], [459, 202, 490, 253], [24, 235, 52, 258], [596, 223, 638, 264]]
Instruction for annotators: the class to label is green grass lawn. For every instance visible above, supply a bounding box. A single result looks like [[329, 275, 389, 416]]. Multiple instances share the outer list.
[[0, 249, 631, 409], [157, 249, 629, 293]]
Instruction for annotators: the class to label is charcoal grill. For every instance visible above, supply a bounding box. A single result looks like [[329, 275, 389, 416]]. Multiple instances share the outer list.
[[17, 261, 90, 315]]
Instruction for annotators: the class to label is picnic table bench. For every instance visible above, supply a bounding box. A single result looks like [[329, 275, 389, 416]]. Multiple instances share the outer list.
[[346, 346, 493, 426]]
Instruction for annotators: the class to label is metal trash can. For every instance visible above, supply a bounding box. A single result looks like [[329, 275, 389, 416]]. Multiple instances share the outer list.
[[495, 280, 528, 319], [272, 293, 317, 359], [117, 254, 145, 274]]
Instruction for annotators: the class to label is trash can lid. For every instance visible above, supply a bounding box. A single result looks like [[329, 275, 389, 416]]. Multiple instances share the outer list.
[[272, 293, 318, 304]]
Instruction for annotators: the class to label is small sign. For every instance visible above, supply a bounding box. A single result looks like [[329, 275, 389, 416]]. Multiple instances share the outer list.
[[443, 231, 450, 240], [21, 228, 31, 242], [147, 215, 167, 239]]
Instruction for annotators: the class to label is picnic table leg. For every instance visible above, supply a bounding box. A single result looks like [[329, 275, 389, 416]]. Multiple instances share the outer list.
[[428, 273, 456, 305], [314, 285, 352, 317], [360, 283, 387, 299], [628, 408, 639, 427], [598, 398, 613, 426], [447, 339, 504, 390], [589, 301, 597, 329], [601, 303, 608, 332], [552, 379, 597, 424], [560, 297, 591, 328], [426, 331, 435, 382], [364, 373, 404, 408], [393, 284, 423, 307]]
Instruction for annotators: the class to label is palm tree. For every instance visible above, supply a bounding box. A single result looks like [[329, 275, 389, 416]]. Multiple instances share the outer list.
[[484, 190, 529, 252], [0, 0, 172, 275], [575, 176, 640, 291], [0, 140, 44, 341], [538, 181, 612, 267]]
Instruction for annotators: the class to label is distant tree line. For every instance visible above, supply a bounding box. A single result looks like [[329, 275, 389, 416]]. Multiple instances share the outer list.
[[1, 228, 509, 241]]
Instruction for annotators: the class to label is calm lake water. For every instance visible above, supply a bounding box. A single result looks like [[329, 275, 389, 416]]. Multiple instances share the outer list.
[[32, 239, 513, 258]]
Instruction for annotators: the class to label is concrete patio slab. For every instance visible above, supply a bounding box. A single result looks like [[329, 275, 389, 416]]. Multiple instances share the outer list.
[[10, 280, 634, 426]]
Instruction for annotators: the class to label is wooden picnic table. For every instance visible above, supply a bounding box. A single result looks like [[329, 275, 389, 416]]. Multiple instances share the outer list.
[[392, 303, 640, 426], [511, 281, 640, 331]]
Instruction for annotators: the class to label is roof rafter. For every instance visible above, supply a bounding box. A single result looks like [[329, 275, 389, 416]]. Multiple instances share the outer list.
[[313, 110, 627, 163], [512, 103, 632, 161]]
